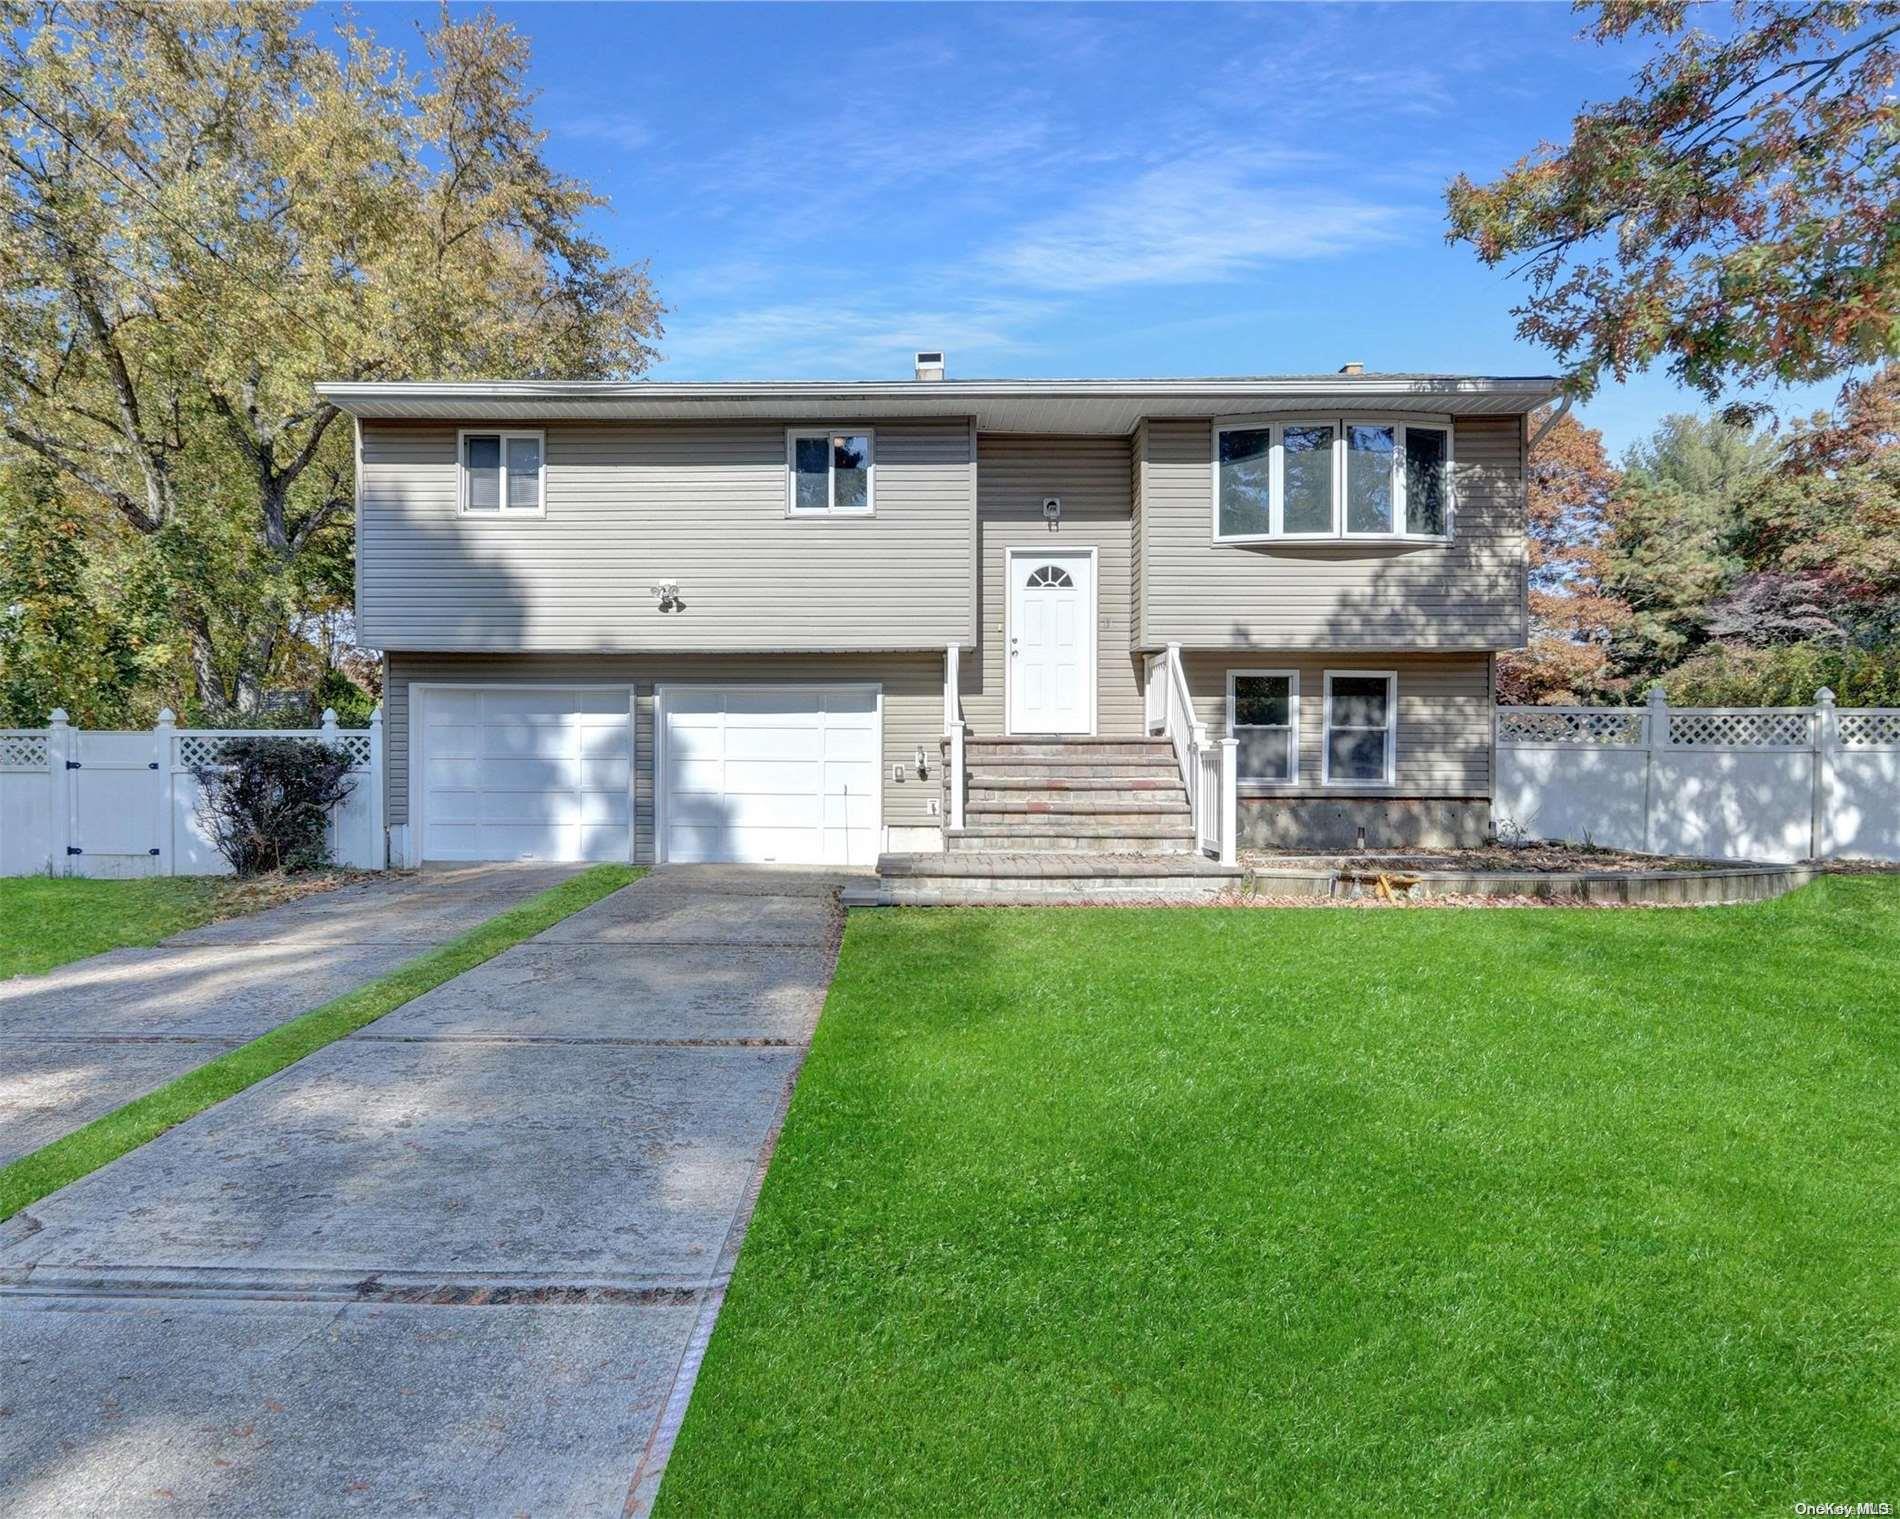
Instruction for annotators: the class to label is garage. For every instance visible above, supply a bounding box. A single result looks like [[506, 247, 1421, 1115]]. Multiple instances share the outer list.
[[659, 685, 881, 866], [416, 686, 633, 862]]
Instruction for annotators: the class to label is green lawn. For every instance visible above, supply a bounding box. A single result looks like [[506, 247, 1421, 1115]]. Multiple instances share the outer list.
[[0, 875, 235, 979], [658, 879, 1899, 1516]]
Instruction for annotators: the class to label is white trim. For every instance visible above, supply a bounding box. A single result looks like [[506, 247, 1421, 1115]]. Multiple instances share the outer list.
[[1321, 669, 1398, 788], [457, 428, 546, 517], [1211, 414, 1454, 546], [1226, 668, 1300, 787], [407, 682, 635, 865], [653, 682, 884, 865], [784, 427, 876, 517], [1003, 546, 1099, 736]]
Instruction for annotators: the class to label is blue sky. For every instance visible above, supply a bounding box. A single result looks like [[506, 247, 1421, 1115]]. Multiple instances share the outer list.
[[329, 1, 1844, 456]]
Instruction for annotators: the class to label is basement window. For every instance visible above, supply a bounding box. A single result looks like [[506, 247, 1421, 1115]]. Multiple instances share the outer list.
[[1228, 669, 1299, 785], [1323, 671, 1397, 786], [459, 430, 544, 516], [787, 429, 875, 515], [1213, 417, 1452, 542]]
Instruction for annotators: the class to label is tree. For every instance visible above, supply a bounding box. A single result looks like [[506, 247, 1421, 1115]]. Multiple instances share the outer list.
[[0, 459, 162, 725], [1446, 2, 1900, 404], [1499, 408, 1631, 703], [0, 2, 663, 715]]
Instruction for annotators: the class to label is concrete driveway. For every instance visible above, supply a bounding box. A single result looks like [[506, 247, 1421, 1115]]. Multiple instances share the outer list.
[[0, 864, 845, 1517], [0, 864, 581, 1166]]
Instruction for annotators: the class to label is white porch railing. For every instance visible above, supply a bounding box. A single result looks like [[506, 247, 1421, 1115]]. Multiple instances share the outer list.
[[0, 706, 386, 878], [1495, 685, 1900, 862], [944, 643, 965, 832], [1146, 644, 1237, 866]]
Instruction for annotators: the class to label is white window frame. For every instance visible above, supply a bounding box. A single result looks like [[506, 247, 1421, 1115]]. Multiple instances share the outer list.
[[1321, 669, 1398, 788], [1211, 415, 1454, 545], [1227, 668, 1300, 789], [785, 427, 876, 517], [457, 428, 546, 518]]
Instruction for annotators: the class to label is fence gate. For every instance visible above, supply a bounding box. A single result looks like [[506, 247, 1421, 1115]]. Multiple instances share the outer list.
[[66, 729, 162, 878]]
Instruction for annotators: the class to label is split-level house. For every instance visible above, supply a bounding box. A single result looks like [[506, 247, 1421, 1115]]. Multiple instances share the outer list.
[[320, 358, 1556, 894]]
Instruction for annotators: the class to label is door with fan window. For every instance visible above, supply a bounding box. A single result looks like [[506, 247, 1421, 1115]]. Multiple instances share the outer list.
[[1007, 550, 1093, 734]]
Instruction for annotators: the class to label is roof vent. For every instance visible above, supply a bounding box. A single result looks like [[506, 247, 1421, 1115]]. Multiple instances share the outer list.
[[1338, 361, 1365, 375], [915, 350, 945, 382]]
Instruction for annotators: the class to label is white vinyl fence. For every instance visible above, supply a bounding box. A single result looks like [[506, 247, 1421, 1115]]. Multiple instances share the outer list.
[[1497, 687, 1900, 863], [0, 707, 385, 878]]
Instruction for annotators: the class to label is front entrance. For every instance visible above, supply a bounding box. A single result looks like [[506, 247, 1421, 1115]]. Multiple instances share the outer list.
[[1007, 548, 1095, 734]]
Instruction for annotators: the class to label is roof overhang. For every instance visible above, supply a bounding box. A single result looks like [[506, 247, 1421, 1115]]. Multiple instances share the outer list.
[[315, 375, 1563, 434]]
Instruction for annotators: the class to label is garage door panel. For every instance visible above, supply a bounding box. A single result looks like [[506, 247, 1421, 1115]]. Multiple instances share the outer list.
[[420, 687, 631, 863], [724, 725, 822, 761], [721, 759, 821, 794], [659, 686, 879, 867]]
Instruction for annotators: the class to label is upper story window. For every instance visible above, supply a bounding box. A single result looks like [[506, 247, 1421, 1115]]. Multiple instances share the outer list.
[[1213, 417, 1452, 543], [787, 429, 874, 516], [459, 429, 544, 516]]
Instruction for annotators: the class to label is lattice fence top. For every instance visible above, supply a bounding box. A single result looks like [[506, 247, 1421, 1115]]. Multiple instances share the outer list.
[[1496, 708, 1644, 747], [1838, 709, 1900, 748], [1667, 710, 1812, 748], [176, 732, 373, 769], [0, 731, 48, 769]]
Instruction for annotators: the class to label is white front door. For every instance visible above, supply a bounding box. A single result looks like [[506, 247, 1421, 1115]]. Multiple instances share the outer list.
[[1008, 551, 1093, 734], [659, 685, 880, 865]]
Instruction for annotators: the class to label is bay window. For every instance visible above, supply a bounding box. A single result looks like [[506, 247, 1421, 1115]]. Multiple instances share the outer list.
[[1213, 417, 1452, 542]]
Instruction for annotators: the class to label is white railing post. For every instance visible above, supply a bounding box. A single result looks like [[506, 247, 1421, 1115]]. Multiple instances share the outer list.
[[153, 707, 176, 877], [46, 708, 71, 877], [943, 644, 964, 838], [1812, 687, 1836, 860], [318, 707, 341, 862], [367, 704, 387, 868], [1643, 685, 1669, 855], [1218, 736, 1238, 866]]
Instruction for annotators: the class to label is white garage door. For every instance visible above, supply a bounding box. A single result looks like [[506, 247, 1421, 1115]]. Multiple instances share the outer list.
[[660, 685, 880, 866], [419, 686, 632, 862]]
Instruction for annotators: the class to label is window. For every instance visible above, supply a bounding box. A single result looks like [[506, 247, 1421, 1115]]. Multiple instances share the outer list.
[[1323, 671, 1396, 786], [1212, 418, 1452, 542], [1228, 670, 1299, 785], [459, 430, 544, 516], [1026, 564, 1074, 588], [787, 429, 874, 515]]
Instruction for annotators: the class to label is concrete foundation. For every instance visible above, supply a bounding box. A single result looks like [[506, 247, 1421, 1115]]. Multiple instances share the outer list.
[[1237, 796, 1491, 850]]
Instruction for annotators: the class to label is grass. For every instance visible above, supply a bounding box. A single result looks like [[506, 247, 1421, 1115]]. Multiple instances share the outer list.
[[657, 879, 1900, 1516], [0, 870, 384, 981], [0, 863, 639, 1222], [0, 876, 231, 979]]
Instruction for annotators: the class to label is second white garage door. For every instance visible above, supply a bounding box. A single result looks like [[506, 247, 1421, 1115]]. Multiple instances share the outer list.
[[659, 685, 880, 866]]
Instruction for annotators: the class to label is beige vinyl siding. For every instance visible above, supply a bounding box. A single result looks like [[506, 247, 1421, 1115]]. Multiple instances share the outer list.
[[1141, 416, 1527, 650], [960, 434, 1146, 738], [1186, 651, 1492, 798], [383, 651, 942, 859], [358, 420, 975, 652], [1130, 419, 1147, 649]]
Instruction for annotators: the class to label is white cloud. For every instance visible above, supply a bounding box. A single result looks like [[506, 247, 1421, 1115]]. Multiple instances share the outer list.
[[560, 111, 654, 152], [655, 295, 1055, 379], [985, 152, 1406, 291]]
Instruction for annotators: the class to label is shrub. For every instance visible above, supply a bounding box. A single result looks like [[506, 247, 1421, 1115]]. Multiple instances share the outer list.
[[191, 738, 357, 876], [1660, 641, 1900, 707]]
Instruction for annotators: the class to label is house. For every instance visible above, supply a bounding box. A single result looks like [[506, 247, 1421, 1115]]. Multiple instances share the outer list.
[[317, 359, 1557, 890]]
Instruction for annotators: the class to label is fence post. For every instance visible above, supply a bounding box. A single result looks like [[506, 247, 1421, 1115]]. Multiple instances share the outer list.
[[1218, 736, 1238, 868], [1811, 687, 1836, 861], [46, 708, 71, 877], [367, 705, 387, 869], [1643, 685, 1669, 855], [153, 708, 176, 877]]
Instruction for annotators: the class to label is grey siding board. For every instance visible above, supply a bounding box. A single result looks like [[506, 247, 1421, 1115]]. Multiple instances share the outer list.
[[1130, 419, 1147, 649], [359, 420, 974, 652], [1140, 416, 1527, 650], [1186, 650, 1492, 798], [384, 652, 943, 859], [961, 434, 1146, 738]]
